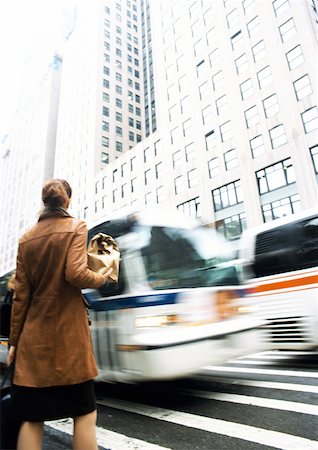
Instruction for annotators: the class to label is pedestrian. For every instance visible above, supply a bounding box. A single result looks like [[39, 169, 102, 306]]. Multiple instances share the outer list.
[[7, 178, 112, 450]]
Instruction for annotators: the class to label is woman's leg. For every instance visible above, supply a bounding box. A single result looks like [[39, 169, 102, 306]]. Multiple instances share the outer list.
[[73, 410, 98, 450], [17, 421, 43, 450]]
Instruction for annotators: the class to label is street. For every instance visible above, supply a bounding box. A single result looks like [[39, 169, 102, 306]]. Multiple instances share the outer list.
[[42, 350, 318, 450]]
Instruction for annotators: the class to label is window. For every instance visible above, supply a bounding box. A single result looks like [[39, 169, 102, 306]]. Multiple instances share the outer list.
[[245, 105, 259, 128], [235, 53, 248, 74], [103, 92, 109, 102], [121, 184, 128, 199], [310, 145, 318, 173], [216, 95, 228, 115], [144, 147, 150, 163], [169, 104, 178, 122], [128, 117, 134, 127], [102, 106, 109, 117], [196, 60, 207, 77], [113, 189, 118, 204], [240, 78, 253, 99], [293, 75, 312, 100], [102, 136, 109, 147], [121, 163, 127, 177], [116, 85, 122, 95], [262, 194, 300, 222], [116, 126, 122, 137], [243, 0, 256, 14], [194, 40, 205, 58], [220, 121, 233, 142], [113, 169, 118, 183], [101, 152, 109, 164], [286, 45, 304, 70], [173, 150, 182, 169], [131, 178, 138, 193], [155, 162, 163, 179], [279, 18, 296, 42], [208, 157, 220, 178], [250, 135, 265, 158], [256, 158, 295, 194], [128, 104, 134, 113], [103, 79, 109, 88], [209, 48, 220, 69], [154, 139, 161, 156], [257, 66, 272, 88], [212, 180, 243, 211], [187, 169, 198, 188], [273, 0, 290, 16], [185, 142, 196, 161], [144, 169, 151, 186], [116, 141, 123, 152], [231, 30, 243, 50], [199, 81, 210, 100], [247, 16, 261, 38], [170, 127, 181, 144], [224, 149, 238, 170], [116, 111, 122, 122], [177, 197, 201, 219], [217, 213, 247, 240], [178, 75, 187, 93], [174, 175, 185, 194], [102, 121, 109, 132], [226, 9, 239, 29], [212, 71, 225, 90], [301, 107, 318, 133], [130, 156, 136, 171], [183, 119, 192, 138], [156, 186, 165, 204], [136, 120, 141, 130], [263, 94, 280, 117], [116, 98, 122, 108], [252, 40, 266, 62], [269, 124, 287, 148], [181, 96, 190, 115], [202, 105, 213, 125], [205, 130, 216, 151], [129, 131, 134, 141]]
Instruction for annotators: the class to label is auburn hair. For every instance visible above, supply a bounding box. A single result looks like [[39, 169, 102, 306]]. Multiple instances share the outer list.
[[42, 179, 72, 208]]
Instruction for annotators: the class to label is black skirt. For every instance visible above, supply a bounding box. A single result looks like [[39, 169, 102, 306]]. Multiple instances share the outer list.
[[12, 380, 96, 422]]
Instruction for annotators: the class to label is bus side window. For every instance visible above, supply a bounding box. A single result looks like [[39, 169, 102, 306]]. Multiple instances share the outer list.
[[297, 218, 318, 268]]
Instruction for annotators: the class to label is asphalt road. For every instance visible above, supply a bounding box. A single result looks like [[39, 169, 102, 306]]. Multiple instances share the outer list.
[[41, 350, 318, 450]]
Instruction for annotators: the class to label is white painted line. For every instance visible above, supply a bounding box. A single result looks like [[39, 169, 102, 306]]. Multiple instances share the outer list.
[[228, 359, 276, 365], [200, 376, 318, 394], [98, 398, 318, 450], [238, 352, 318, 360], [46, 418, 171, 450], [181, 390, 318, 416], [204, 365, 318, 378]]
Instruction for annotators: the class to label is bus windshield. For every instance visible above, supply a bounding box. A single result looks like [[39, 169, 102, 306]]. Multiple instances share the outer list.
[[138, 225, 239, 289]]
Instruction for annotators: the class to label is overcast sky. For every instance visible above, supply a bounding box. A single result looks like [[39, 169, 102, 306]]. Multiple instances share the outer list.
[[0, 0, 78, 140]]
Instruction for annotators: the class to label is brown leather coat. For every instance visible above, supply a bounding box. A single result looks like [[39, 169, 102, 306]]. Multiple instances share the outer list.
[[10, 209, 105, 387]]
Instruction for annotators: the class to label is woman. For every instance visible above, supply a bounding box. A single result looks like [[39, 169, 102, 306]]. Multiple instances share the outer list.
[[7, 179, 112, 450]]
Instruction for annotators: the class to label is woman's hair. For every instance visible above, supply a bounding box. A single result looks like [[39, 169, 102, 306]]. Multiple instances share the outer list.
[[42, 179, 72, 208]]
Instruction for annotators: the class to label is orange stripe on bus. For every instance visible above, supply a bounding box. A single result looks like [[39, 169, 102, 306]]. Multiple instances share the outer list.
[[250, 274, 318, 294]]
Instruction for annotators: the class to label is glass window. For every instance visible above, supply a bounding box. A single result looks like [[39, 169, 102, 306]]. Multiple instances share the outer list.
[[209, 47, 220, 69], [188, 168, 198, 188], [103, 79, 109, 89], [263, 94, 280, 117], [262, 194, 300, 223], [199, 81, 210, 100], [121, 163, 127, 177], [116, 85, 122, 95], [116, 141, 123, 152], [240, 78, 254, 99], [205, 130, 216, 151], [116, 126, 122, 137], [116, 98, 122, 108], [129, 131, 134, 141], [102, 106, 109, 117], [257, 66, 272, 88], [144, 147, 150, 163], [178, 75, 187, 93], [177, 197, 201, 219], [217, 213, 247, 240], [235, 53, 248, 74], [173, 150, 183, 169], [212, 180, 243, 211], [250, 134, 265, 158], [116, 111, 122, 122], [252, 40, 266, 62], [206, 27, 215, 47], [155, 162, 163, 179], [269, 124, 287, 148], [226, 8, 239, 29], [208, 157, 220, 178], [174, 175, 185, 194], [279, 18, 297, 42], [101, 152, 109, 164], [220, 121, 233, 142], [231, 30, 243, 50], [170, 127, 181, 144], [224, 149, 238, 170], [185, 142, 196, 161], [181, 96, 190, 115], [103, 92, 109, 102], [102, 136, 109, 147], [256, 158, 295, 194], [169, 104, 178, 122], [212, 71, 225, 90], [156, 186, 165, 204], [245, 105, 259, 128], [131, 177, 138, 193], [247, 16, 261, 38], [243, 0, 256, 14], [202, 105, 213, 125], [196, 59, 207, 77], [273, 0, 290, 16], [310, 145, 318, 173], [301, 107, 318, 133], [286, 45, 304, 70], [216, 95, 228, 115], [129, 117, 134, 127], [154, 139, 161, 156], [144, 169, 151, 185], [183, 119, 192, 138], [102, 121, 109, 132], [293, 75, 312, 100], [194, 39, 205, 58]]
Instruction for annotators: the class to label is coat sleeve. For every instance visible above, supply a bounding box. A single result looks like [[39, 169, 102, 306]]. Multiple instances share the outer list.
[[65, 221, 106, 289], [9, 244, 32, 347]]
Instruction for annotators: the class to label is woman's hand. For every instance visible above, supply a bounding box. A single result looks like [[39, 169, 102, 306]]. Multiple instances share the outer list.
[[7, 345, 16, 366]]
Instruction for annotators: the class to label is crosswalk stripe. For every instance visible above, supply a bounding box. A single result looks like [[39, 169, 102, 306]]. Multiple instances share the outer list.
[[180, 389, 318, 415], [98, 398, 318, 450], [46, 418, 171, 450], [228, 359, 277, 365], [204, 365, 318, 378], [200, 376, 318, 394]]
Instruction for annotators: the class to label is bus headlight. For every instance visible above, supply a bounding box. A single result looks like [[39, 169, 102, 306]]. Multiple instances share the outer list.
[[135, 314, 178, 328]]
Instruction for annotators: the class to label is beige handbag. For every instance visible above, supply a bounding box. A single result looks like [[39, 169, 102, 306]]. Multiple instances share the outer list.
[[87, 233, 120, 282]]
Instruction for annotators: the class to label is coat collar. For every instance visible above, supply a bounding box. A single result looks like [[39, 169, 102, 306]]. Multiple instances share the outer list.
[[38, 207, 73, 222]]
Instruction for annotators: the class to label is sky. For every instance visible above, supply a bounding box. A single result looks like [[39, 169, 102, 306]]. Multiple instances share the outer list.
[[0, 0, 78, 140]]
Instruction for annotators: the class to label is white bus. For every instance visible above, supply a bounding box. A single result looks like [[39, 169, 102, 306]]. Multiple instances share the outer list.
[[239, 208, 318, 351], [84, 209, 263, 383]]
